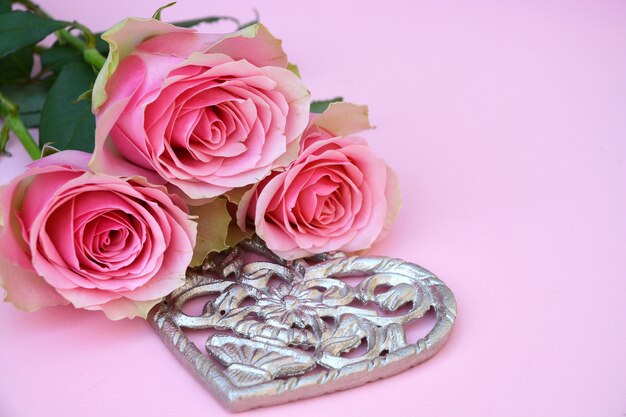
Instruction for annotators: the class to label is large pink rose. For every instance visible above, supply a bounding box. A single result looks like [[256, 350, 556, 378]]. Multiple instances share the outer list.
[[237, 103, 401, 259], [90, 18, 311, 201], [0, 151, 196, 319]]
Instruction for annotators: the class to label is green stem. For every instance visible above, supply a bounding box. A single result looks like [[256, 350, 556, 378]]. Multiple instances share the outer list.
[[0, 124, 10, 155], [57, 27, 105, 70], [14, 0, 45, 16], [83, 47, 106, 70], [0, 93, 40, 160], [16, 0, 106, 70], [69, 21, 96, 48]]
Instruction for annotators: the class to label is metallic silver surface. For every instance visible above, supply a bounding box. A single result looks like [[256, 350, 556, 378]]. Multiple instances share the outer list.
[[149, 238, 457, 412]]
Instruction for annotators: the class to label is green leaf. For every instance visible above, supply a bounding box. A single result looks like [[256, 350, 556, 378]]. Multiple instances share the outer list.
[[310, 96, 343, 113], [188, 198, 232, 267], [152, 2, 176, 20], [94, 34, 109, 55], [0, 0, 11, 14], [0, 46, 34, 83], [39, 43, 82, 73], [88, 32, 110, 55], [0, 11, 69, 59], [0, 80, 51, 127], [39, 62, 96, 152], [169, 15, 239, 29]]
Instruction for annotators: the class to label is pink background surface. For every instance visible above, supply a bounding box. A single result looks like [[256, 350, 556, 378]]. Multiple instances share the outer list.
[[1, 1, 625, 416]]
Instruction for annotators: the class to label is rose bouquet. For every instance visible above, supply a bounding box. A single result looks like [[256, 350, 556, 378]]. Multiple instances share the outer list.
[[0, 2, 401, 320]]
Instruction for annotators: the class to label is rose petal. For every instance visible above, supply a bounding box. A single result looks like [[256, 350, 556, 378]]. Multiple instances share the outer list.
[[84, 297, 161, 320], [206, 24, 288, 68], [93, 17, 192, 111], [0, 255, 68, 311]]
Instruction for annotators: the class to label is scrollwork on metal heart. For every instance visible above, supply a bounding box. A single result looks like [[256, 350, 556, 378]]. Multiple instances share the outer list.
[[150, 237, 457, 412]]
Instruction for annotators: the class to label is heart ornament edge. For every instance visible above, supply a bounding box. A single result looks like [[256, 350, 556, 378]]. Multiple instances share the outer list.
[[149, 241, 457, 412]]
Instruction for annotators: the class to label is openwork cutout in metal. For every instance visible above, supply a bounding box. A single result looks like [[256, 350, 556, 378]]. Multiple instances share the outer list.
[[149, 238, 457, 411]]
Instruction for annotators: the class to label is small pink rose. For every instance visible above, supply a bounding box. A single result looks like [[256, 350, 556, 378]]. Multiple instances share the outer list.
[[0, 150, 196, 319], [91, 19, 311, 201], [237, 103, 401, 259]]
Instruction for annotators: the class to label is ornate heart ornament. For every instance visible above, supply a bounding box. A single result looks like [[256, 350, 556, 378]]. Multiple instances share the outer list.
[[149, 239, 457, 412]]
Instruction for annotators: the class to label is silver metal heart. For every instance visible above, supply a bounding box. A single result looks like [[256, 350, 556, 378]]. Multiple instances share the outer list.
[[149, 238, 457, 412]]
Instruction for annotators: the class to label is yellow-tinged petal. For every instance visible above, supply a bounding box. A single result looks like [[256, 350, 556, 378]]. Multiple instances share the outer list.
[[188, 197, 231, 267], [225, 218, 254, 247], [0, 255, 69, 311], [223, 185, 253, 204], [315, 102, 373, 136], [86, 297, 161, 320], [381, 166, 402, 238]]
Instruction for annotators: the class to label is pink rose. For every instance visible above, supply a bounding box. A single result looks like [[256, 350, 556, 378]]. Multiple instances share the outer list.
[[0, 151, 196, 319], [90, 19, 311, 201], [237, 102, 401, 259]]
